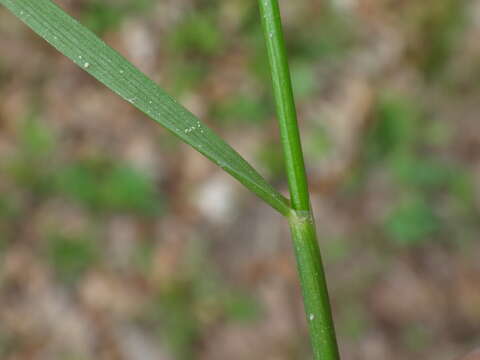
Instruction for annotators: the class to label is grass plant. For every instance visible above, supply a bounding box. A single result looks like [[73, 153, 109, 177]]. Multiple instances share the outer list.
[[0, 0, 340, 358]]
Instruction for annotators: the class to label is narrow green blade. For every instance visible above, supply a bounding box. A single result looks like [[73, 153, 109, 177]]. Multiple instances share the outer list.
[[0, 0, 290, 215]]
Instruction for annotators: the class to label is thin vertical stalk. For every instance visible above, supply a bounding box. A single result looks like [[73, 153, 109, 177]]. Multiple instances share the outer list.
[[289, 212, 340, 360], [257, 0, 309, 211], [257, 1, 341, 359]]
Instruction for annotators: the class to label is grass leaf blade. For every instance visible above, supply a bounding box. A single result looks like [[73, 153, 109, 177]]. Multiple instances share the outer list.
[[1, 0, 291, 216]]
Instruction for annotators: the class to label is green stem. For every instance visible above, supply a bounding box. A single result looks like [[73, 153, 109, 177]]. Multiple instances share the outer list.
[[258, 1, 341, 359], [289, 211, 340, 360], [258, 0, 309, 211]]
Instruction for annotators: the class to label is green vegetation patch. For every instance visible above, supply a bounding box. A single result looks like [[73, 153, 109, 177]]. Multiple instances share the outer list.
[[82, 0, 153, 35], [56, 158, 162, 216], [46, 232, 99, 283]]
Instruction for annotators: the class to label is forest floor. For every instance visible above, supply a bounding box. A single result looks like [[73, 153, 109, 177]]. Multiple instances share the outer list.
[[0, 1, 480, 359]]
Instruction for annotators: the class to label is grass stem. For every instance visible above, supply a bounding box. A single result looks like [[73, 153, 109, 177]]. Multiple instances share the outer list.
[[258, 0, 309, 211], [289, 211, 340, 360], [258, 1, 341, 358]]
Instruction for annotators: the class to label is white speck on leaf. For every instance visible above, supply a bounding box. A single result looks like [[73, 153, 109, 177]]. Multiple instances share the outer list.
[[309, 313, 315, 321], [83, 62, 90, 68]]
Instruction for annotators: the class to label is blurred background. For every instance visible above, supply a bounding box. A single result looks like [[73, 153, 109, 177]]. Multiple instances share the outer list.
[[0, 0, 479, 359]]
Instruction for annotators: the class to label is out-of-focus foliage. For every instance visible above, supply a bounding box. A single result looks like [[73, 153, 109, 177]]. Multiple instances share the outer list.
[[56, 159, 161, 215], [82, 0, 153, 35], [47, 231, 99, 283], [363, 93, 478, 246]]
